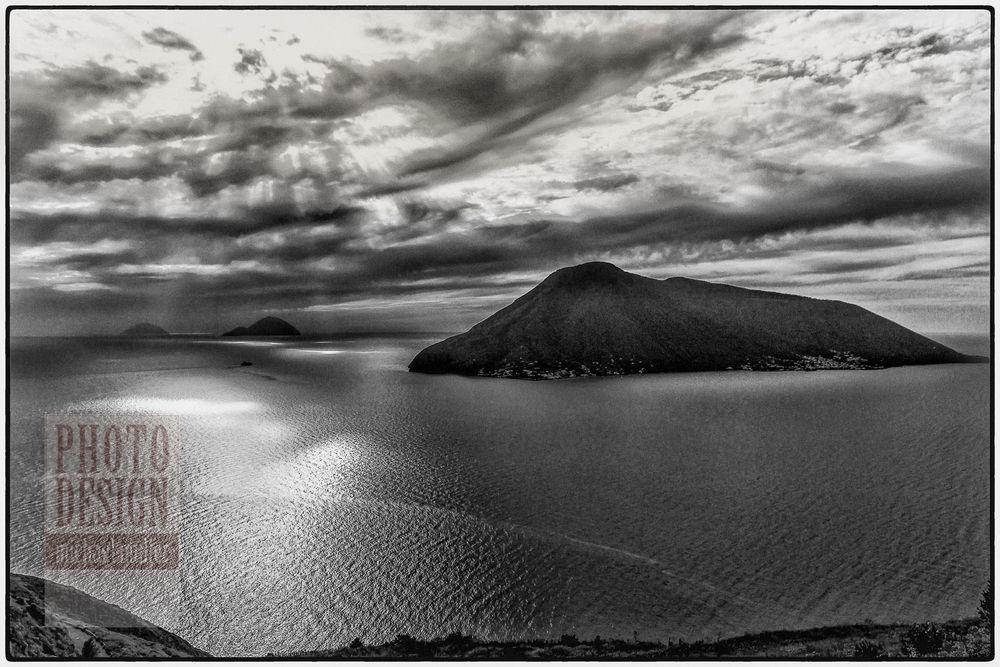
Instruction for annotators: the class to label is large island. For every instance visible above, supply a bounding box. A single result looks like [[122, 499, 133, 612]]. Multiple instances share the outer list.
[[409, 262, 984, 380]]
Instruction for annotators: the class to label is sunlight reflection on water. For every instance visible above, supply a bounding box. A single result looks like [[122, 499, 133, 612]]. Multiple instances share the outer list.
[[195, 340, 286, 347], [75, 397, 260, 415], [6, 335, 992, 657]]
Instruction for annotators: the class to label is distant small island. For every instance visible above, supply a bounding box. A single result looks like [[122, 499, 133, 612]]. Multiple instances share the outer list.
[[410, 262, 986, 380], [222, 316, 300, 337], [121, 322, 168, 336]]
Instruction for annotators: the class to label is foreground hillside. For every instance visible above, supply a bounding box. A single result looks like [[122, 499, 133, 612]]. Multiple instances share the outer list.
[[410, 262, 984, 379], [291, 620, 991, 659], [7, 574, 208, 658], [8, 573, 991, 659]]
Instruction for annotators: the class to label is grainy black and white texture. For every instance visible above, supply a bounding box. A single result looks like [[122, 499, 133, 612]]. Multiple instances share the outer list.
[[8, 9, 990, 336]]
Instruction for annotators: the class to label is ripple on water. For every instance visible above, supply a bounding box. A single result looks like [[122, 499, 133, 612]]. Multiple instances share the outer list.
[[7, 338, 991, 656]]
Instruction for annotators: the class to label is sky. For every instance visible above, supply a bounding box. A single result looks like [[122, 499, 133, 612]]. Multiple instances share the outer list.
[[7, 8, 992, 336]]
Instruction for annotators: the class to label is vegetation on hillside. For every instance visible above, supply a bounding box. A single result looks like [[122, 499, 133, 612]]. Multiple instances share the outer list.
[[290, 603, 993, 659]]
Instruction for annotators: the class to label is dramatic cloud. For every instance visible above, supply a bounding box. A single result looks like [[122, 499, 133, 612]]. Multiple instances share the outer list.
[[143, 26, 204, 61], [8, 102, 60, 173], [234, 47, 267, 75], [8, 59, 170, 168], [574, 173, 640, 192], [364, 25, 414, 44], [7, 8, 991, 335], [14, 62, 167, 105]]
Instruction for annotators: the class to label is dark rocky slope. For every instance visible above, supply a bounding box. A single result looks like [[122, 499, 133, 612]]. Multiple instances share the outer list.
[[121, 322, 168, 336], [222, 316, 300, 336], [7, 573, 208, 658], [290, 619, 990, 659], [410, 262, 984, 379]]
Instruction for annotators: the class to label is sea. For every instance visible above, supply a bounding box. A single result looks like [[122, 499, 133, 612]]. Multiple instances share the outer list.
[[7, 333, 992, 656]]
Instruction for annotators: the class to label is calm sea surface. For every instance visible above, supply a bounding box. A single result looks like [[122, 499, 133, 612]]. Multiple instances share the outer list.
[[8, 334, 991, 656]]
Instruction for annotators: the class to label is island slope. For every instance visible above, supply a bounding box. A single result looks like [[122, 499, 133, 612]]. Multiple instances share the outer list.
[[409, 262, 983, 379], [222, 316, 300, 336]]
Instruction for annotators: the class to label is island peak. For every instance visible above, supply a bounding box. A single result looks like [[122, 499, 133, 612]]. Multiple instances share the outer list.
[[550, 261, 625, 279], [222, 316, 300, 337], [540, 261, 647, 290]]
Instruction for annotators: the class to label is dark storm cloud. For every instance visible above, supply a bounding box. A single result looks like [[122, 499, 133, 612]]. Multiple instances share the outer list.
[[827, 101, 857, 115], [33, 61, 168, 99], [160, 160, 998, 296], [233, 201, 475, 264], [16, 111, 338, 194], [356, 180, 430, 198], [8, 203, 365, 249], [71, 122, 131, 146], [894, 262, 990, 281], [750, 160, 806, 176], [482, 160, 978, 269], [210, 12, 748, 182], [16, 156, 989, 283], [5, 9, 991, 338], [578, 162, 991, 250], [234, 48, 267, 75], [191, 74, 364, 128], [11, 286, 141, 314], [142, 27, 204, 61], [807, 258, 904, 274], [49, 247, 143, 272], [19, 157, 176, 186], [364, 25, 414, 43], [363, 161, 988, 283], [12, 12, 747, 198], [10, 156, 989, 332], [8, 103, 60, 172], [574, 173, 640, 192], [382, 12, 746, 177], [109, 114, 206, 144], [708, 231, 923, 263], [8, 62, 169, 174], [181, 152, 275, 197], [194, 272, 541, 307]]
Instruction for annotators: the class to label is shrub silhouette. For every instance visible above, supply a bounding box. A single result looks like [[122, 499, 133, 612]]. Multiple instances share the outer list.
[[390, 634, 418, 652], [979, 581, 993, 624], [559, 634, 579, 647], [81, 638, 102, 658], [900, 623, 945, 656], [441, 632, 473, 648], [852, 639, 887, 659]]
